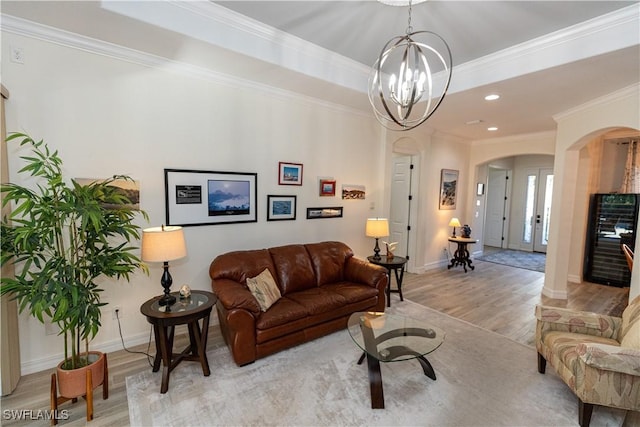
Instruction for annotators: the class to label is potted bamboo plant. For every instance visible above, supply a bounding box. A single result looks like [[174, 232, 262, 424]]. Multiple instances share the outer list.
[[0, 132, 148, 404]]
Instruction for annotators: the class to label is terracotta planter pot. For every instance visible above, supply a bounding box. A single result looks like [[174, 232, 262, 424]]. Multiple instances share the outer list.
[[55, 351, 105, 399]]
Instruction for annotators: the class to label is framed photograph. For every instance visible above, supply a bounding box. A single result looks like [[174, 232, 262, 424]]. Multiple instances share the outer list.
[[476, 183, 485, 196], [439, 169, 459, 210], [165, 169, 257, 226], [278, 162, 303, 185], [75, 177, 140, 210], [267, 195, 297, 221], [319, 179, 336, 197], [342, 184, 365, 200], [306, 207, 343, 219]]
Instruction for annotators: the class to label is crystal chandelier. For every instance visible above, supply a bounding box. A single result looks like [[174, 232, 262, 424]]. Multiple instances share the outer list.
[[369, 0, 452, 131]]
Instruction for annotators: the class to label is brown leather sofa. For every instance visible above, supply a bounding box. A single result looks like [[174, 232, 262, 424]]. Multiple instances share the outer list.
[[210, 241, 388, 366]]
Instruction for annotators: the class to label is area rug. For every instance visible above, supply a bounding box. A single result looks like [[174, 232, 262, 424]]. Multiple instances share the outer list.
[[126, 300, 626, 426], [477, 248, 546, 272]]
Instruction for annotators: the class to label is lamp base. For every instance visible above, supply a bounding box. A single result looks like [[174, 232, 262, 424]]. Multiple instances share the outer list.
[[158, 294, 176, 307], [372, 238, 382, 261]]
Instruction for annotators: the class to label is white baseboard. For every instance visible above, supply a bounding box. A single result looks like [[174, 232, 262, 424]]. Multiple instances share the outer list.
[[541, 286, 568, 300], [567, 274, 581, 283]]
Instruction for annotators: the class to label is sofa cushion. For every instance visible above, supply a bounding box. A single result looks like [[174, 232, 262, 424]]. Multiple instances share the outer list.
[[321, 282, 380, 304], [306, 241, 351, 286], [256, 297, 308, 330], [269, 244, 317, 294], [286, 288, 347, 315], [246, 268, 281, 312], [210, 249, 278, 287]]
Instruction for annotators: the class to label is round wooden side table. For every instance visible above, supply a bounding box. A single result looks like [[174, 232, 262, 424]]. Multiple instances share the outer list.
[[140, 290, 217, 393], [367, 255, 408, 307]]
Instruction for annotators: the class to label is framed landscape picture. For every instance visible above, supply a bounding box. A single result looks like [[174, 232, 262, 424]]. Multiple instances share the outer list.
[[267, 195, 297, 221], [439, 169, 458, 210], [278, 162, 303, 185], [165, 169, 257, 226], [306, 207, 343, 219]]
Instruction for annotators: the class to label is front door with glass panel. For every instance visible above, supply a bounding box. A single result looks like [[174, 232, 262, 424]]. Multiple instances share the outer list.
[[522, 168, 553, 253]]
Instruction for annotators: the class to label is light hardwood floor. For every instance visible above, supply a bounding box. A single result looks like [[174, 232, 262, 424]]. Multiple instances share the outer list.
[[1, 259, 634, 426]]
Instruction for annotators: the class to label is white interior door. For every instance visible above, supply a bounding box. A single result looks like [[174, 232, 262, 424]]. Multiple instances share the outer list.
[[534, 168, 554, 253], [389, 154, 417, 265], [485, 168, 510, 248], [522, 167, 553, 253]]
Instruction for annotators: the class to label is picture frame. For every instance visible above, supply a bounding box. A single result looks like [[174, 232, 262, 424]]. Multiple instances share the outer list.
[[75, 177, 140, 210], [342, 184, 365, 200], [476, 182, 485, 196], [165, 169, 257, 226], [439, 169, 459, 210], [278, 162, 303, 185], [306, 207, 343, 219], [267, 195, 297, 221], [319, 179, 336, 197]]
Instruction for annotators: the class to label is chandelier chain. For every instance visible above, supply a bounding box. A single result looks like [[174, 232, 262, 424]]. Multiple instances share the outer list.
[[406, 0, 413, 34]]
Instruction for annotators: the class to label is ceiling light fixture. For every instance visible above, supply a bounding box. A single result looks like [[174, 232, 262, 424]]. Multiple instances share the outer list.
[[484, 94, 500, 101], [487, 126, 498, 131], [368, 0, 452, 131]]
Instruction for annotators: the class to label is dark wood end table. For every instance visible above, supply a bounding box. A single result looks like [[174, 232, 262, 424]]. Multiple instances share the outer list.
[[367, 255, 407, 307], [140, 290, 217, 393], [447, 237, 477, 272]]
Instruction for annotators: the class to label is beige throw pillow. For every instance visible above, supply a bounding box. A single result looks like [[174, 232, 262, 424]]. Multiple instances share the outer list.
[[246, 268, 281, 312]]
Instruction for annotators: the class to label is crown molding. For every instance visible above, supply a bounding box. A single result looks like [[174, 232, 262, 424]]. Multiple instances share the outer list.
[[450, 4, 639, 93], [0, 14, 372, 120], [553, 83, 640, 122]]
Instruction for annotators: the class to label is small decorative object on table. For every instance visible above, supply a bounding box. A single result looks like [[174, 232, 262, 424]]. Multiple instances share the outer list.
[[179, 284, 191, 299], [383, 241, 398, 259], [461, 224, 472, 238]]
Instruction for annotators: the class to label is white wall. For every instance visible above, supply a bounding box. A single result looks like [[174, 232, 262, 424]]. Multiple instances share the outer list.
[[1, 28, 387, 373], [546, 84, 640, 300]]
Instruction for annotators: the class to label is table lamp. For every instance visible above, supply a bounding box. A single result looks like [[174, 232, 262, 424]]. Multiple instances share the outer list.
[[449, 218, 461, 237], [141, 225, 187, 307], [366, 218, 389, 261]]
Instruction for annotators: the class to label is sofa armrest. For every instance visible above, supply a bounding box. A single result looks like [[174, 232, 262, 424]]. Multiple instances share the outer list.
[[345, 257, 388, 288], [211, 278, 261, 315], [535, 305, 622, 339], [577, 342, 640, 376]]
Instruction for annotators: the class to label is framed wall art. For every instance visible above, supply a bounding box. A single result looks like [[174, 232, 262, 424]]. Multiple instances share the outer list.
[[267, 195, 297, 221], [342, 184, 365, 200], [278, 162, 303, 185], [439, 169, 459, 210], [165, 169, 257, 226], [319, 179, 336, 197], [306, 207, 343, 219]]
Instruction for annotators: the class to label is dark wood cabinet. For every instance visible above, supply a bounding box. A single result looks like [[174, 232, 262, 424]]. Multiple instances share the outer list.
[[584, 193, 638, 287]]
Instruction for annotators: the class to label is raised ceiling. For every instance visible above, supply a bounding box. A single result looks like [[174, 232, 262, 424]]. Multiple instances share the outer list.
[[2, 1, 639, 140]]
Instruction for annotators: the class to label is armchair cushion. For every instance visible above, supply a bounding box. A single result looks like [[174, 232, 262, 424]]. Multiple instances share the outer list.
[[620, 297, 640, 348], [577, 342, 640, 376]]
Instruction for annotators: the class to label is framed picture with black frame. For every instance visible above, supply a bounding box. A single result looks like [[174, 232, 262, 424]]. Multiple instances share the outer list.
[[165, 168, 257, 226], [267, 195, 297, 221]]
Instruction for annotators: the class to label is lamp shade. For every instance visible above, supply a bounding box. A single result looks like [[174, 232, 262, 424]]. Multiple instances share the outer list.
[[366, 218, 390, 238], [141, 226, 187, 263], [448, 218, 462, 228]]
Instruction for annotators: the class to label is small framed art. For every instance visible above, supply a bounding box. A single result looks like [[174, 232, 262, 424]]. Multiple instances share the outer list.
[[278, 162, 303, 185], [267, 195, 297, 221], [306, 207, 343, 219], [439, 169, 459, 210], [319, 179, 336, 197]]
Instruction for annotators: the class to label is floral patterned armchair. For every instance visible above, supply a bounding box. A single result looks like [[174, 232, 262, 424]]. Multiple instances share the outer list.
[[535, 295, 640, 427]]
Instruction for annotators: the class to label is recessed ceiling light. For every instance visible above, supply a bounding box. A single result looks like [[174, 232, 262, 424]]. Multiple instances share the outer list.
[[487, 126, 498, 131], [484, 94, 500, 101]]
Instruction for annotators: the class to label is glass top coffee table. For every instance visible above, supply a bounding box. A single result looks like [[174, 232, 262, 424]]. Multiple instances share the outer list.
[[347, 312, 445, 409]]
